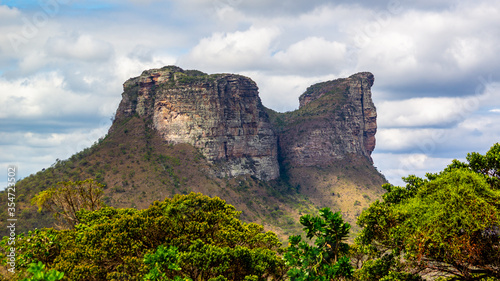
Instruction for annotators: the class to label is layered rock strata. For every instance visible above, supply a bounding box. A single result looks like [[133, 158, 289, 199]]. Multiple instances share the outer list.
[[115, 66, 280, 180], [275, 72, 377, 167], [113, 66, 377, 180]]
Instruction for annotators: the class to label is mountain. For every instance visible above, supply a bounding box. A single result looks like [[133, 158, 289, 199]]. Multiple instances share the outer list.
[[115, 66, 279, 180], [0, 66, 386, 239], [270, 71, 377, 167]]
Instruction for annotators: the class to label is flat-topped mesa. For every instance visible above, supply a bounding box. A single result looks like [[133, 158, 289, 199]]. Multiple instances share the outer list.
[[113, 66, 379, 179], [114, 66, 280, 180], [276, 72, 377, 167]]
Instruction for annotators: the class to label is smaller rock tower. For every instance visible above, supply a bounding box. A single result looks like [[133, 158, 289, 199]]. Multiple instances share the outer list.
[[276, 72, 377, 167]]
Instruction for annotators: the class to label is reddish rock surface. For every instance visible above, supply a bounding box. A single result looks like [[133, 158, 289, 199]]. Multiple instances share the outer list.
[[115, 66, 279, 180], [274, 72, 377, 167], [114, 66, 378, 179]]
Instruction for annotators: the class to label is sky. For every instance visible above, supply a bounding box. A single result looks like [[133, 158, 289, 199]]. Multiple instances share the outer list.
[[1, 0, 500, 188]]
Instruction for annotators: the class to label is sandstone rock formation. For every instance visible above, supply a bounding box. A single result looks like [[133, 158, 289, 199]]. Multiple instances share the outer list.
[[113, 66, 377, 180], [269, 72, 377, 167], [115, 66, 280, 180]]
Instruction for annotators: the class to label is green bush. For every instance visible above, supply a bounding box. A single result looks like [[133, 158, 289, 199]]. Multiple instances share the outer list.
[[356, 143, 500, 280], [1, 193, 285, 280], [22, 261, 64, 281]]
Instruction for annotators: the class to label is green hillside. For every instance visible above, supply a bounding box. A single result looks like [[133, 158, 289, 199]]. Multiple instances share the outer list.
[[0, 113, 385, 240]]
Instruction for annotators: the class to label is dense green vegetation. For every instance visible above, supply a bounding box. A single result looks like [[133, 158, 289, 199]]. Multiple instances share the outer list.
[[2, 138, 498, 280], [2, 193, 286, 280], [354, 143, 500, 280], [0, 115, 324, 240], [1, 189, 357, 280], [285, 208, 353, 280]]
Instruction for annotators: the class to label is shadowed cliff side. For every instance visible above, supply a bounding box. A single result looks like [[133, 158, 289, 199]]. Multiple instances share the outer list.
[[266, 72, 385, 225], [267, 72, 377, 168], [0, 66, 386, 239]]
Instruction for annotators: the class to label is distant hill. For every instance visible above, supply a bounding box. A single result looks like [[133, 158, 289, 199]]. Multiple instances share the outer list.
[[0, 66, 386, 239]]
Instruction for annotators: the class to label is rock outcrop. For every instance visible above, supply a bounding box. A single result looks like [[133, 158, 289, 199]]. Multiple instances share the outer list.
[[113, 66, 377, 180], [115, 66, 280, 180], [269, 72, 377, 167]]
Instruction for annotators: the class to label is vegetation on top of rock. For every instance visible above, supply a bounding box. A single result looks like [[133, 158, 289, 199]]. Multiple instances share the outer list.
[[183, 69, 208, 77], [20, 261, 64, 281], [175, 72, 213, 85]]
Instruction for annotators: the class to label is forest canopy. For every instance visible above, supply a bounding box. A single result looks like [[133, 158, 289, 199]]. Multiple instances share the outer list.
[[355, 143, 500, 280], [2, 193, 286, 280], [1, 143, 499, 280]]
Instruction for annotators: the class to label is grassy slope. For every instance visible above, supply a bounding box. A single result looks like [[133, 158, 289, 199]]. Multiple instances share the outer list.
[[265, 80, 387, 234], [0, 77, 387, 241], [0, 116, 316, 240]]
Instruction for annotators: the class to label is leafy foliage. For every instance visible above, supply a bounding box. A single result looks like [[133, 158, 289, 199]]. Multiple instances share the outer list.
[[1, 193, 285, 280], [21, 261, 64, 281], [352, 251, 422, 281], [356, 143, 500, 280], [284, 208, 353, 280], [142, 245, 188, 280], [462, 142, 500, 189]]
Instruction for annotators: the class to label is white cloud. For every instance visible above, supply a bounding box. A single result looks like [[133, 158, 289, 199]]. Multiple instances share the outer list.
[[127, 0, 162, 5], [376, 91, 497, 128], [372, 152, 455, 186], [18, 50, 48, 73], [456, 115, 500, 148], [446, 36, 495, 71], [373, 106, 500, 183], [179, 26, 280, 72], [0, 5, 20, 22], [458, 116, 495, 131], [0, 72, 112, 119], [176, 0, 500, 94], [376, 128, 448, 153], [296, 4, 368, 29], [45, 34, 114, 61], [241, 71, 335, 112], [0, 125, 111, 186], [273, 37, 347, 75], [0, 5, 65, 61], [353, 2, 500, 93], [2, 0, 500, 190], [355, 32, 418, 77]]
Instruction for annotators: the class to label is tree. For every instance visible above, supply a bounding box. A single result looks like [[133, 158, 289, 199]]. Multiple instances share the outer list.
[[30, 179, 105, 229], [356, 143, 500, 280], [284, 208, 353, 280], [457, 142, 500, 189], [2, 193, 286, 280]]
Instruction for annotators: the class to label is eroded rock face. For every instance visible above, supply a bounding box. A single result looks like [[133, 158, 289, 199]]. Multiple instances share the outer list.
[[115, 66, 280, 180], [275, 72, 377, 167], [113, 66, 378, 180]]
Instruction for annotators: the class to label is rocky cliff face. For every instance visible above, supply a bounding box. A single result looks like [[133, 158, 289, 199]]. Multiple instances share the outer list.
[[269, 72, 377, 167], [114, 66, 279, 180], [113, 66, 377, 180]]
